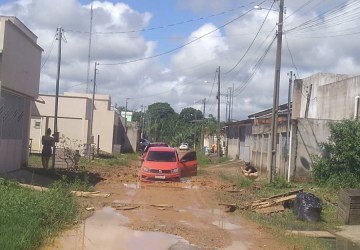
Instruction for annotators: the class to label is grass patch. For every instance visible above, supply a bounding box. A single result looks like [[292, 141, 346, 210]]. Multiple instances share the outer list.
[[28, 153, 42, 168], [236, 176, 253, 188], [243, 209, 335, 249], [0, 178, 80, 249], [84, 153, 140, 167], [238, 181, 341, 249], [211, 160, 343, 249]]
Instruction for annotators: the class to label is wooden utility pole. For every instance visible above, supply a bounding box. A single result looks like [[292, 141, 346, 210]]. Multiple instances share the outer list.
[[86, 0, 94, 93], [201, 98, 206, 149], [269, 0, 285, 182], [52, 27, 63, 169], [217, 66, 221, 160], [87, 62, 98, 160], [286, 71, 293, 157]]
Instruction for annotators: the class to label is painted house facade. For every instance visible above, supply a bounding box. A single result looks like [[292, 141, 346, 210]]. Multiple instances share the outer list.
[[30, 92, 124, 156], [0, 16, 42, 173], [226, 72, 360, 181]]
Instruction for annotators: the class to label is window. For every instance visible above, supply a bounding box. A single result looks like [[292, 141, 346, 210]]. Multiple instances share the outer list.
[[34, 121, 41, 129]]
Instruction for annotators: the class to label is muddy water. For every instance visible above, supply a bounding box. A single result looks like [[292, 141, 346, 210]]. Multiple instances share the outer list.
[[82, 207, 248, 250], [85, 207, 192, 250], [51, 205, 249, 250]]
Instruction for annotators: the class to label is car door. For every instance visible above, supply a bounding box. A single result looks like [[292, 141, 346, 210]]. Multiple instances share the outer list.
[[178, 151, 197, 177]]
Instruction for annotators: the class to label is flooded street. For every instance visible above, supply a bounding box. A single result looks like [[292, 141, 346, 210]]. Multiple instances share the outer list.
[[43, 161, 290, 250]]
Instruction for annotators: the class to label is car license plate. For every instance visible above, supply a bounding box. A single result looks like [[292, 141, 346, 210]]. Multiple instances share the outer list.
[[155, 175, 165, 179]]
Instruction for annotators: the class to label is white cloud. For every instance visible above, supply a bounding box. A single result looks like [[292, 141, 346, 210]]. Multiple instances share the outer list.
[[1, 0, 360, 120]]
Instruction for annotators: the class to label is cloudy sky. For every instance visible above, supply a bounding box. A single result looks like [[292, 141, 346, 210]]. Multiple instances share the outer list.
[[1, 0, 360, 120]]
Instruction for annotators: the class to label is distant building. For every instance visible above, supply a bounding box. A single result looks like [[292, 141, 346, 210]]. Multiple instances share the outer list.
[[0, 16, 43, 173], [120, 111, 133, 123], [30, 92, 123, 156]]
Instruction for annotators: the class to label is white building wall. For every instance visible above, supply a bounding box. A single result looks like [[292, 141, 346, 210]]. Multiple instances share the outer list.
[[64, 92, 111, 111], [92, 110, 116, 153], [0, 17, 42, 98], [0, 17, 42, 173], [31, 93, 121, 154], [294, 73, 355, 120]]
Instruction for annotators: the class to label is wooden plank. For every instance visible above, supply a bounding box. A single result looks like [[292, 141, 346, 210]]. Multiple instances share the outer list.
[[274, 194, 297, 203], [285, 230, 336, 239], [343, 189, 360, 197], [349, 209, 360, 215], [348, 216, 360, 224], [250, 194, 297, 210], [19, 183, 49, 191], [255, 205, 284, 214], [252, 189, 303, 203]]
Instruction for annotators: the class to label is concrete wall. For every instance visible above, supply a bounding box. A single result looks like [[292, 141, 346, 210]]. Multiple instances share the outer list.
[[0, 17, 42, 173], [226, 123, 252, 162], [0, 17, 42, 98], [30, 95, 91, 154], [292, 73, 357, 120], [92, 109, 117, 153], [64, 92, 111, 111], [250, 120, 288, 177], [30, 93, 127, 155], [289, 73, 360, 180], [289, 118, 332, 181]]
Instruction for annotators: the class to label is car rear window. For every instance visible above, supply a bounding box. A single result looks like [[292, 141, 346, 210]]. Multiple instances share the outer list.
[[146, 151, 176, 162], [144, 143, 169, 152]]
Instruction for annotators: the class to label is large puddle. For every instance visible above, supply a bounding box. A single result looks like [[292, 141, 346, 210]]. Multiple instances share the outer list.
[[76, 207, 198, 250], [53, 182, 360, 250], [53, 206, 250, 250]]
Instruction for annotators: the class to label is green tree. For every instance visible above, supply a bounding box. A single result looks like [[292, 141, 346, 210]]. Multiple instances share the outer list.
[[147, 103, 175, 142], [179, 107, 203, 123], [132, 111, 142, 123], [312, 119, 360, 189]]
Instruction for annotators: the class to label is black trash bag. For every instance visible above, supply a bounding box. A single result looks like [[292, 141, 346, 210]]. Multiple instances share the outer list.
[[293, 192, 322, 222]]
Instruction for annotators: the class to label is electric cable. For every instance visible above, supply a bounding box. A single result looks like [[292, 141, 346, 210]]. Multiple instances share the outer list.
[[224, 0, 275, 75], [98, 7, 258, 66], [40, 34, 57, 72], [65, 1, 265, 35]]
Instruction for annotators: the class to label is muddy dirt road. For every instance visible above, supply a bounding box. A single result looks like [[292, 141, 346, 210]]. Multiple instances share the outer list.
[[44, 159, 289, 250]]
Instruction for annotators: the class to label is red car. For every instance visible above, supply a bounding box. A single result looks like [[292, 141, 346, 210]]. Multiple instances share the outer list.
[[140, 146, 197, 182]]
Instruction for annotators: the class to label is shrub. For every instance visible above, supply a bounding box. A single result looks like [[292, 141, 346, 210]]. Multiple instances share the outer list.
[[312, 119, 360, 189]]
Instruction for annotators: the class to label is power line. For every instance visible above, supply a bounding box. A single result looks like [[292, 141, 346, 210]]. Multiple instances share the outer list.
[[225, 0, 275, 75], [286, 1, 360, 35], [233, 35, 276, 97], [98, 8, 258, 66], [65, 1, 265, 35], [40, 33, 57, 72]]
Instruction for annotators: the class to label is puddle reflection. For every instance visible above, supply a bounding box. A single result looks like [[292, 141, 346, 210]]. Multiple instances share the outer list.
[[83, 207, 198, 250]]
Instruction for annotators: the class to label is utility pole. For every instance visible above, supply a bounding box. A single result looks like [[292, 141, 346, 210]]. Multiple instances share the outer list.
[[87, 62, 98, 160], [143, 106, 147, 138], [231, 83, 234, 121], [227, 87, 232, 122], [269, 0, 284, 183], [286, 71, 293, 158], [52, 26, 63, 170], [201, 98, 206, 149], [86, 0, 94, 93], [225, 92, 229, 123], [140, 105, 144, 138], [217, 66, 221, 160]]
